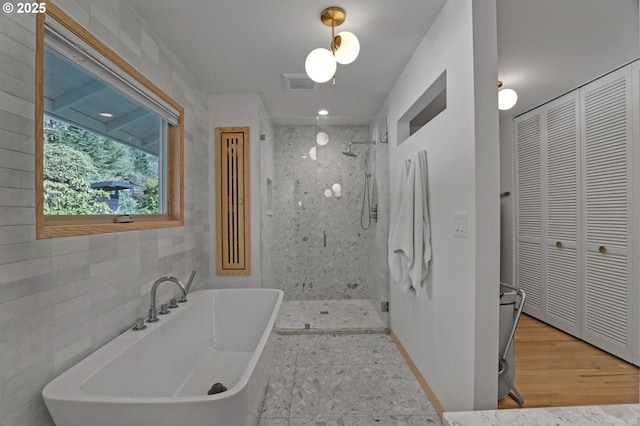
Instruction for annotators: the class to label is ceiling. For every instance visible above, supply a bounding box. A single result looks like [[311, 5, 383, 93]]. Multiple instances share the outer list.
[[127, 0, 639, 125], [497, 0, 639, 121]]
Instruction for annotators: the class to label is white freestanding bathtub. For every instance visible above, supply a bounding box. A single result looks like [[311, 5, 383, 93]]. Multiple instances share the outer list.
[[43, 288, 283, 426]]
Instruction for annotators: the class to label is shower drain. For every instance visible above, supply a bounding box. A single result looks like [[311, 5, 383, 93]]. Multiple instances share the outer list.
[[320, 311, 329, 314]]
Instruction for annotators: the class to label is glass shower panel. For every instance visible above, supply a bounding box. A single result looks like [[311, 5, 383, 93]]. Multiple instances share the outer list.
[[368, 115, 389, 325], [261, 115, 389, 329], [270, 124, 319, 299], [314, 120, 372, 300]]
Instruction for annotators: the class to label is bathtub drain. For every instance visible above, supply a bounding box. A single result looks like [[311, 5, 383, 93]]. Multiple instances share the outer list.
[[208, 383, 227, 395]]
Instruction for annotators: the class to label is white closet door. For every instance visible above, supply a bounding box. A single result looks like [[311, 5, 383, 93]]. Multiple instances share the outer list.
[[580, 65, 634, 362], [514, 111, 544, 316], [544, 92, 581, 337], [632, 61, 640, 365]]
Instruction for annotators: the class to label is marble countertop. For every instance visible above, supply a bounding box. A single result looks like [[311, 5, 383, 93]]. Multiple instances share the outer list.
[[443, 404, 640, 425]]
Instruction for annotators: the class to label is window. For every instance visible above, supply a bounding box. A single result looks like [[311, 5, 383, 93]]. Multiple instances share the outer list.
[[36, 4, 184, 238]]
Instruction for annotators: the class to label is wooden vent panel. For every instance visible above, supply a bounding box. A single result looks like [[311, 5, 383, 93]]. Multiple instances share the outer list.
[[216, 127, 250, 275]]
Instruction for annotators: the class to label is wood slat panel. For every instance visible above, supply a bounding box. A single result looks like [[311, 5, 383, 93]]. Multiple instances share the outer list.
[[216, 127, 250, 275]]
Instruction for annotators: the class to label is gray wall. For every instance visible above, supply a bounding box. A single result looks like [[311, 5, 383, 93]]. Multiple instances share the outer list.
[[270, 124, 375, 300], [0, 1, 210, 424]]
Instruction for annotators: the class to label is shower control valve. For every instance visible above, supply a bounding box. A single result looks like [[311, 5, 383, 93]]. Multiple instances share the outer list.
[[371, 205, 378, 221]]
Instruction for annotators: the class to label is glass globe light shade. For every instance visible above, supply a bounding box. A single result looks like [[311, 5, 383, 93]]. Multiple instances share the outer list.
[[331, 183, 342, 198], [334, 31, 360, 65], [316, 132, 329, 146], [498, 88, 518, 110], [305, 48, 337, 83], [309, 147, 317, 160]]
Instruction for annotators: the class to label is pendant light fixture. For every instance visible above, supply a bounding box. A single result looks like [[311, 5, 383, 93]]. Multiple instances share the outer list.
[[305, 6, 360, 85], [498, 81, 518, 110]]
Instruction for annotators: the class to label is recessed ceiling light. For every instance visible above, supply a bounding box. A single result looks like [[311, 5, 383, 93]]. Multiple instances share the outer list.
[[99, 112, 114, 118], [318, 109, 329, 116]]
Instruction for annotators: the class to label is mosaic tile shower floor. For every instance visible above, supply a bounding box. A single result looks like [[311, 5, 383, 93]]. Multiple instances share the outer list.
[[275, 299, 387, 333], [259, 333, 442, 426]]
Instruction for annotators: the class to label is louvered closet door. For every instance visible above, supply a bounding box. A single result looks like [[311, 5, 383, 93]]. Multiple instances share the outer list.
[[514, 111, 544, 317], [580, 66, 633, 362], [544, 92, 581, 337]]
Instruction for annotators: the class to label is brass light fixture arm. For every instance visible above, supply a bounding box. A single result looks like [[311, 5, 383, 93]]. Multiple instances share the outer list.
[[321, 6, 346, 86]]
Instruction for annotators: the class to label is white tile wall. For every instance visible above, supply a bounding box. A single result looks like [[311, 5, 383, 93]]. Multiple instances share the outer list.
[[0, 0, 211, 424]]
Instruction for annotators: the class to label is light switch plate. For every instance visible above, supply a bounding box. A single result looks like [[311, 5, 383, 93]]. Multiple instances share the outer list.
[[453, 212, 467, 238]]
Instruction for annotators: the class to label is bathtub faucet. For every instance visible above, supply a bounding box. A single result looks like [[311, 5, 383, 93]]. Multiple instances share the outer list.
[[147, 276, 187, 323]]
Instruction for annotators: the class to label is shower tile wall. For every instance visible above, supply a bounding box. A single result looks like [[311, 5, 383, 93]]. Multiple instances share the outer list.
[[272, 125, 373, 300]]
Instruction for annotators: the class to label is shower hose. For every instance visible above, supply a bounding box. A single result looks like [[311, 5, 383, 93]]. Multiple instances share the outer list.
[[361, 174, 371, 230]]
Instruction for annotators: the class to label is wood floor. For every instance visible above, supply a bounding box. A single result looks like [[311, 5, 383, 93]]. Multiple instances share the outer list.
[[498, 314, 639, 409]]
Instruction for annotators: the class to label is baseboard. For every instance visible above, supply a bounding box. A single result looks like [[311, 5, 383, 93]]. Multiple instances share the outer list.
[[389, 329, 445, 416]]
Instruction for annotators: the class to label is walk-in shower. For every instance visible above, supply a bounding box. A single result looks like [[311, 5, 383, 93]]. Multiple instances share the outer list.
[[259, 116, 389, 332]]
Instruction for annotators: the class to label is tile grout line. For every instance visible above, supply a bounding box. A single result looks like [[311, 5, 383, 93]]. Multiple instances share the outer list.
[[282, 335, 302, 424]]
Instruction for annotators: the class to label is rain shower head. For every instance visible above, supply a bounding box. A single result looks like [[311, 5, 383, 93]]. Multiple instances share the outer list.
[[342, 141, 374, 157], [342, 143, 358, 157]]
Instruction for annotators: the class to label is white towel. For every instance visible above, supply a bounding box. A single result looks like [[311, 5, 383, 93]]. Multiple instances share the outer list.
[[388, 159, 411, 287], [388, 150, 432, 295]]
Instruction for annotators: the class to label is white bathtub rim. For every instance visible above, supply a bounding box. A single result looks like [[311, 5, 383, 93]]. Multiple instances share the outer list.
[[43, 288, 283, 405]]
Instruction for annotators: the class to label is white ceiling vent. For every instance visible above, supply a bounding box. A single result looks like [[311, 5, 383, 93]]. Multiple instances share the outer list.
[[282, 74, 317, 90]]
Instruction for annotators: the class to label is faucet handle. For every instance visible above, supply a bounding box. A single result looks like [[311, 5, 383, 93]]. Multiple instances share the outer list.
[[158, 304, 171, 315], [147, 308, 159, 323], [169, 298, 179, 308], [132, 317, 147, 331]]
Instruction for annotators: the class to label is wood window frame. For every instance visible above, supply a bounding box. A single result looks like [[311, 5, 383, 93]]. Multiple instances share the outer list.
[[216, 127, 250, 275], [35, 2, 184, 238]]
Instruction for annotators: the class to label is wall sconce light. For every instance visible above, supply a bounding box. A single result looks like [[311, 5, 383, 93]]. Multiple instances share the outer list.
[[324, 189, 333, 197], [305, 6, 360, 85], [498, 81, 518, 110], [309, 147, 317, 160], [331, 183, 342, 198]]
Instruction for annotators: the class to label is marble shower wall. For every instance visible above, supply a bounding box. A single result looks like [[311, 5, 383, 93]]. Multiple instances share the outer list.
[[271, 124, 374, 300]]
